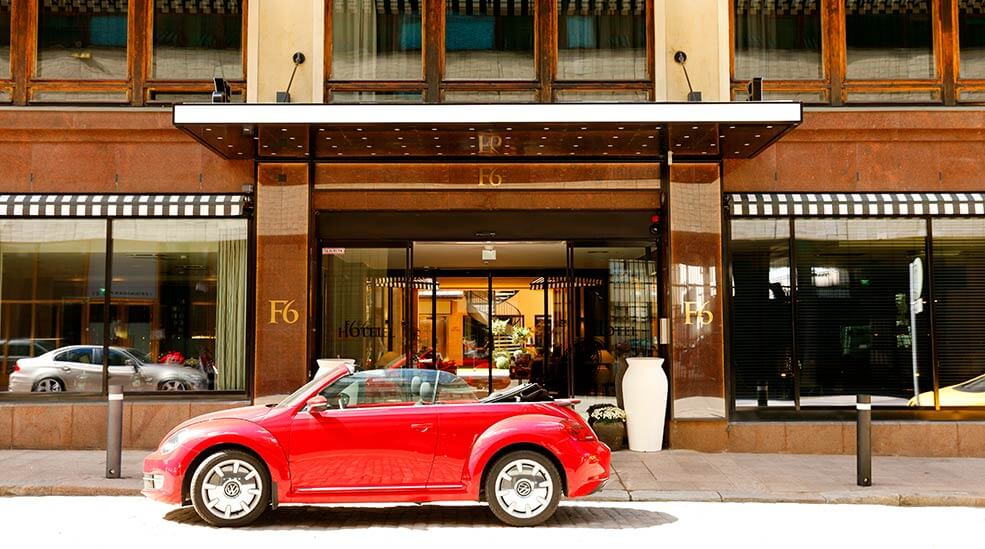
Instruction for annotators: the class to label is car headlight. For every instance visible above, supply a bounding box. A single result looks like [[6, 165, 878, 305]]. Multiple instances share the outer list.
[[159, 428, 190, 454]]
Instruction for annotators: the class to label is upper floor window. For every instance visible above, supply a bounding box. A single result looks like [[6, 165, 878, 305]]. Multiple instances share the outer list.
[[0, 1, 11, 80], [152, 0, 244, 80], [731, 0, 985, 105], [326, 0, 654, 103], [36, 0, 130, 80]]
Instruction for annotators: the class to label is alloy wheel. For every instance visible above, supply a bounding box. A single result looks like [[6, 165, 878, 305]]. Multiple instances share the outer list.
[[159, 380, 188, 391], [35, 378, 64, 392], [198, 458, 264, 521], [494, 458, 554, 520]]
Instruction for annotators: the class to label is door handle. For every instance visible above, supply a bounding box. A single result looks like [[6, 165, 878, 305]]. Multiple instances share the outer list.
[[61, 367, 72, 372], [410, 423, 432, 433]]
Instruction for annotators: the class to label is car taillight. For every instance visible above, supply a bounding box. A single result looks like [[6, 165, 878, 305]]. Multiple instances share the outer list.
[[562, 418, 596, 442], [12, 360, 20, 373]]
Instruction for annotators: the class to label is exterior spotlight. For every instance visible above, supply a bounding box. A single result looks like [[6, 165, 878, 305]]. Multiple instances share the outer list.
[[211, 78, 231, 103]]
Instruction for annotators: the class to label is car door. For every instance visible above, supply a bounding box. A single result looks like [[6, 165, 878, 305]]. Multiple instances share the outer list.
[[288, 369, 439, 492], [100, 348, 147, 391], [52, 347, 102, 392]]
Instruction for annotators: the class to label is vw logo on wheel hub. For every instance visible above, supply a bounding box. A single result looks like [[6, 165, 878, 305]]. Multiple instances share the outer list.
[[515, 480, 533, 497], [223, 481, 241, 498]]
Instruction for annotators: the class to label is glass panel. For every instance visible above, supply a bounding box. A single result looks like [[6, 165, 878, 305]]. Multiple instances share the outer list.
[[152, 0, 243, 80], [931, 219, 985, 407], [732, 88, 827, 103], [37, 0, 129, 80], [30, 90, 129, 103], [959, 4, 985, 79], [733, 0, 822, 80], [443, 90, 538, 102], [147, 91, 245, 104], [0, 1, 9, 79], [329, 91, 424, 103], [845, 89, 940, 103], [1, 220, 107, 394], [794, 219, 931, 407], [321, 248, 408, 370], [730, 219, 793, 409], [111, 220, 248, 393], [331, 0, 422, 80], [554, 89, 649, 102], [444, 2, 535, 80], [958, 88, 985, 103], [557, 0, 647, 80], [844, 0, 935, 80], [572, 247, 659, 407]]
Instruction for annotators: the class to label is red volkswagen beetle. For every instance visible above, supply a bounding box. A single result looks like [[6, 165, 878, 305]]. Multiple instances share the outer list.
[[142, 365, 610, 527]]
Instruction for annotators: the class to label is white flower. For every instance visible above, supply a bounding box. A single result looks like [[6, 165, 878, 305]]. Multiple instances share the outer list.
[[590, 406, 627, 423]]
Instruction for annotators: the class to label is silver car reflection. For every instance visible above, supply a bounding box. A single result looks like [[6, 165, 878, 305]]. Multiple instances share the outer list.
[[8, 345, 208, 393]]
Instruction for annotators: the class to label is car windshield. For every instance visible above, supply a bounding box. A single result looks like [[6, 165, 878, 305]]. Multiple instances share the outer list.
[[124, 348, 154, 364], [275, 375, 332, 409], [954, 374, 985, 393]]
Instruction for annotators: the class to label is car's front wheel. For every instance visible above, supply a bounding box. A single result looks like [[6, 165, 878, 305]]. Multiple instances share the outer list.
[[33, 378, 65, 392], [190, 449, 270, 527], [484, 450, 561, 527], [158, 379, 188, 391]]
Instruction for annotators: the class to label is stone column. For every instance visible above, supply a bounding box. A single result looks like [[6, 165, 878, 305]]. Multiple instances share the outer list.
[[668, 163, 728, 450], [255, 164, 311, 397]]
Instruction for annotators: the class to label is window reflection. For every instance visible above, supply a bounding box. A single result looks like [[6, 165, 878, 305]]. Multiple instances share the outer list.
[[959, 4, 985, 79], [152, 0, 243, 80], [845, 0, 934, 80], [331, 0, 422, 80], [557, 0, 646, 80], [733, 0, 822, 80], [0, 2, 9, 79], [444, 1, 535, 80], [110, 220, 248, 392], [1, 220, 107, 393], [36, 0, 129, 80]]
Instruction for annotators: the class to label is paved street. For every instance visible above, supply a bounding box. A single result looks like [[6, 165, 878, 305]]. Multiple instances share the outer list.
[[2, 497, 982, 548]]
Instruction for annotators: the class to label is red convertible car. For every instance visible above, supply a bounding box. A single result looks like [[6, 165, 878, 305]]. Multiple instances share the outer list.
[[142, 365, 610, 527]]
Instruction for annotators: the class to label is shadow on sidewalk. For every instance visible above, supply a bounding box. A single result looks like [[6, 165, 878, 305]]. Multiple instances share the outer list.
[[163, 503, 678, 530]]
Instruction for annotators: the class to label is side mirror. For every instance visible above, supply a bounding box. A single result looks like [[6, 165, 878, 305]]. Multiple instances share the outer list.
[[126, 359, 139, 371], [306, 395, 329, 414]]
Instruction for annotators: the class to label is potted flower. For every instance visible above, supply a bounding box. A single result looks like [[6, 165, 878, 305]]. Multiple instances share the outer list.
[[588, 405, 627, 451]]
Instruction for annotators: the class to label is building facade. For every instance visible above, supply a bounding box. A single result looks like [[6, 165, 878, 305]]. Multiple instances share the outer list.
[[0, 0, 984, 457]]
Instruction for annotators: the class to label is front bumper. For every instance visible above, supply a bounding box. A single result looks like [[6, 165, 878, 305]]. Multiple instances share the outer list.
[[141, 452, 184, 504]]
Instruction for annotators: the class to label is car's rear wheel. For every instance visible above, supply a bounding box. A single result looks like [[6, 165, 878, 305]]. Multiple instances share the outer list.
[[158, 379, 188, 391], [484, 450, 561, 527], [33, 378, 65, 392], [190, 450, 270, 527]]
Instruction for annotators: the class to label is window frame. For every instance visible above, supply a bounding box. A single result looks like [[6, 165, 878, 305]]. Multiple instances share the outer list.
[[729, 0, 985, 106], [5, 0, 247, 106], [325, 0, 656, 103]]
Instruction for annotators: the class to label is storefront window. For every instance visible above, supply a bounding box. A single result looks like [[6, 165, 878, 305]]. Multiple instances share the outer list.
[[844, 0, 935, 80], [331, 0, 422, 80], [733, 0, 822, 81], [0, 220, 107, 394], [931, 219, 985, 407], [730, 219, 793, 408], [152, 0, 243, 80], [321, 247, 409, 370], [110, 220, 248, 392], [795, 219, 931, 407], [959, 4, 985, 79], [36, 0, 129, 80], [444, 1, 535, 80], [556, 0, 646, 80]]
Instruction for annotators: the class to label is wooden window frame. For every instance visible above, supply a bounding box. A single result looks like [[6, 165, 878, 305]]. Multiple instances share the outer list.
[[730, 0, 985, 106], [325, 0, 656, 103], [6, 0, 247, 106]]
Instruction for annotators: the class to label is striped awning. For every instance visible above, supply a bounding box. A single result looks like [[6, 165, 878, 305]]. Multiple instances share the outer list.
[[734, 0, 939, 16], [728, 193, 985, 217], [332, 0, 643, 16], [155, 0, 241, 14], [0, 195, 248, 218], [39, 0, 241, 15]]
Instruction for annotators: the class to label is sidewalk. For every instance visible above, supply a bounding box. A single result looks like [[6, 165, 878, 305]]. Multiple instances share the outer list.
[[2, 449, 985, 507]]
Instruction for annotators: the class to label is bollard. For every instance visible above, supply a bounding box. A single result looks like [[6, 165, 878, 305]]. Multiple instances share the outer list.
[[106, 385, 124, 479], [756, 383, 769, 407], [856, 394, 872, 487]]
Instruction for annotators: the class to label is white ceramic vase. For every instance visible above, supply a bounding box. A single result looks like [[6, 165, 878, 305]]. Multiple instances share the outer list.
[[622, 357, 667, 452]]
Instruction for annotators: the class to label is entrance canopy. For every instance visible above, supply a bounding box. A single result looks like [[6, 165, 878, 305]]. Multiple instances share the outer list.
[[173, 102, 802, 161]]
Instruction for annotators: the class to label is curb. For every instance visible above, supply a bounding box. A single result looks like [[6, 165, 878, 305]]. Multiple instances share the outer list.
[[585, 489, 985, 508], [0, 485, 142, 497]]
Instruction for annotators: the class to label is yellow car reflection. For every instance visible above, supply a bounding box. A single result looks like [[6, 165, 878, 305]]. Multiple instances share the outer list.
[[909, 373, 985, 407]]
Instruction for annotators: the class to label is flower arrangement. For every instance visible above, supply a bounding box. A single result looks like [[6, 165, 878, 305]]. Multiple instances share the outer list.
[[511, 325, 532, 345], [492, 350, 511, 369], [589, 405, 627, 425], [491, 319, 510, 336]]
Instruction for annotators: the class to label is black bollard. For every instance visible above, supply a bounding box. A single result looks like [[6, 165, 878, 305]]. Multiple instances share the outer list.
[[106, 385, 124, 479], [856, 394, 872, 487], [757, 383, 769, 407]]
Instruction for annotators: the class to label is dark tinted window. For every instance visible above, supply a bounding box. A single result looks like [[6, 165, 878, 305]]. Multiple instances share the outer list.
[[844, 0, 934, 80], [56, 348, 93, 364], [152, 0, 243, 80], [733, 0, 822, 80]]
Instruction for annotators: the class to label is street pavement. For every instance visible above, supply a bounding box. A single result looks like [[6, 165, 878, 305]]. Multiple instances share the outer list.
[[2, 496, 982, 549], [3, 448, 985, 506]]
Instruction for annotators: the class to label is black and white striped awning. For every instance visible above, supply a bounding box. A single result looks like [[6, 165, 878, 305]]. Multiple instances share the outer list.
[[332, 0, 642, 16], [728, 193, 985, 217], [0, 195, 248, 218]]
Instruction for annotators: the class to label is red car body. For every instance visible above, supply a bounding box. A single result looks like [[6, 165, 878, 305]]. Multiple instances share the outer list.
[[142, 365, 610, 518]]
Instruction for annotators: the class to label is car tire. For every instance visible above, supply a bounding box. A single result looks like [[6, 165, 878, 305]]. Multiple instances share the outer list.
[[33, 378, 65, 392], [484, 450, 561, 527], [158, 379, 189, 391], [190, 449, 270, 527]]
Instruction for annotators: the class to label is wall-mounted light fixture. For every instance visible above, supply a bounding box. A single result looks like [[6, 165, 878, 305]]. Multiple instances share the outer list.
[[276, 52, 307, 103], [673, 51, 702, 102]]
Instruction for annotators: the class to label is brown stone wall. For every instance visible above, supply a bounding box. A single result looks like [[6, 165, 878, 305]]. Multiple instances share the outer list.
[[0, 109, 252, 193], [725, 110, 985, 192], [255, 164, 311, 397], [0, 401, 248, 450]]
